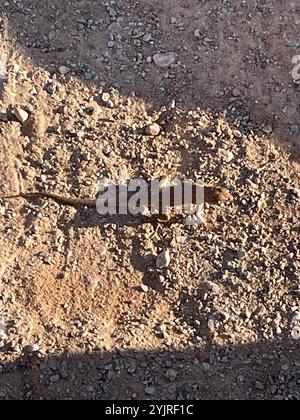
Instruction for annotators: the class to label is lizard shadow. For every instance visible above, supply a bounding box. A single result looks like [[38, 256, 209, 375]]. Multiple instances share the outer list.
[[53, 206, 174, 295], [53, 207, 158, 282]]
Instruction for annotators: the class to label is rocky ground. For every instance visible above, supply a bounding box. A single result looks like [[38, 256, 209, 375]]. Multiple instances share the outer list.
[[0, 0, 299, 400]]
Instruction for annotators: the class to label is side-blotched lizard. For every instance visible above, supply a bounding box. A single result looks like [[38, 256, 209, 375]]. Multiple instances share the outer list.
[[0, 182, 233, 223]]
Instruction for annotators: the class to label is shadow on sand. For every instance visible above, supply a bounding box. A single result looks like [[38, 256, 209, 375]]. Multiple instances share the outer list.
[[1, 337, 299, 400]]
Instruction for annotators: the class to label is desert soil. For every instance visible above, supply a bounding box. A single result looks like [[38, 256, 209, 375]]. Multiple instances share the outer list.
[[0, 0, 299, 400]]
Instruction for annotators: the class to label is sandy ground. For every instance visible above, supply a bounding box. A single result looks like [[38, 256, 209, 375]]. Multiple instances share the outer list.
[[0, 0, 299, 400]]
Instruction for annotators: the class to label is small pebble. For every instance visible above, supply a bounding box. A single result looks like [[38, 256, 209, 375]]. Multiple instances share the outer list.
[[102, 92, 111, 102], [153, 52, 176, 68], [145, 386, 155, 395], [140, 284, 149, 293], [13, 107, 29, 123], [27, 344, 40, 353], [50, 374, 60, 383], [58, 66, 71, 76], [255, 381, 265, 390], [156, 250, 171, 269], [145, 123, 161, 136]]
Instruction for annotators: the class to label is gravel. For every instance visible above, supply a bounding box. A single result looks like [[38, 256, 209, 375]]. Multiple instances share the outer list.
[[0, 0, 299, 402]]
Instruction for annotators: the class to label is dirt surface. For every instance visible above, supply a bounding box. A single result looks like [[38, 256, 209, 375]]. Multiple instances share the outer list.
[[0, 0, 299, 400]]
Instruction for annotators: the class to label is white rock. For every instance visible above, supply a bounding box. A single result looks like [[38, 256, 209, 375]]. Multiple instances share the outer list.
[[14, 107, 29, 123], [158, 324, 170, 340], [58, 65, 71, 75], [27, 344, 40, 353], [156, 250, 171, 269], [140, 284, 149, 293], [194, 29, 201, 39], [153, 52, 176, 68], [226, 151, 235, 162], [102, 92, 111, 102], [291, 326, 300, 340], [145, 123, 161, 136], [207, 319, 216, 332]]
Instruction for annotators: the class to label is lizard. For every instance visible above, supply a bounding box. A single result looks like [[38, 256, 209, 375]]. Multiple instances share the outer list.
[[0, 186, 232, 206], [0, 182, 233, 223]]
